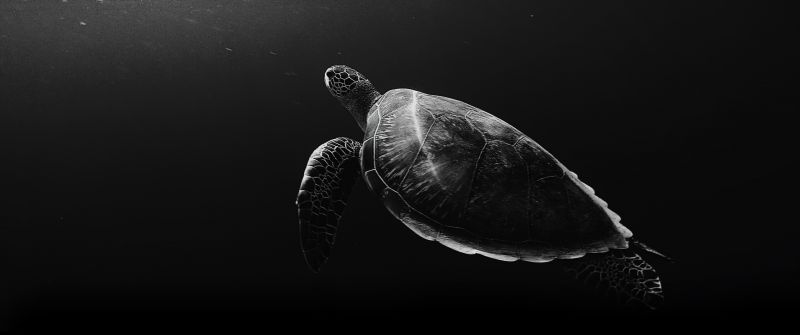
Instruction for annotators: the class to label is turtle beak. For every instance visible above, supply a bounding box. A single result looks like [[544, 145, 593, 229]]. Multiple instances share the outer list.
[[324, 67, 334, 90]]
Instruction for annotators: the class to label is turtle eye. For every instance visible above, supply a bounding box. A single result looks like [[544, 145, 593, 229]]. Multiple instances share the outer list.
[[326, 70, 334, 78]]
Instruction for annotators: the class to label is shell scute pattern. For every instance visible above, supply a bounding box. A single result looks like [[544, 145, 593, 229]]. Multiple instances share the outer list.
[[464, 108, 524, 145], [398, 111, 483, 226], [363, 89, 629, 261], [462, 140, 529, 241]]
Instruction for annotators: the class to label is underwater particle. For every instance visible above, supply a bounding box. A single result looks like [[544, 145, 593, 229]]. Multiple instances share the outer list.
[[79, 21, 86, 26], [225, 47, 232, 52], [337, 51, 343, 55], [284, 71, 298, 77], [269, 51, 278, 56], [184, 18, 198, 24], [529, 13, 534, 18]]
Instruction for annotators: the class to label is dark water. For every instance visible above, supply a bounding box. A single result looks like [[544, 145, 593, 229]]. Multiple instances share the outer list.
[[1, 0, 794, 331]]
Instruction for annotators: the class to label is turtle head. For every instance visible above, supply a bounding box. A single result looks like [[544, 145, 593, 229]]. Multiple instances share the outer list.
[[324, 65, 381, 132]]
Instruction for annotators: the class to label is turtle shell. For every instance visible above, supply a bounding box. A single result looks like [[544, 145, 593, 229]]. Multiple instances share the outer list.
[[360, 89, 632, 262]]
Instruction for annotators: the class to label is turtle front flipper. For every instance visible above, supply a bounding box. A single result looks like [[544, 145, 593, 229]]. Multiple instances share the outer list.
[[565, 248, 665, 310], [296, 137, 362, 272]]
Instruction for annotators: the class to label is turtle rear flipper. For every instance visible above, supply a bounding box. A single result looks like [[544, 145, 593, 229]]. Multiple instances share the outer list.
[[296, 137, 362, 272], [566, 247, 665, 310]]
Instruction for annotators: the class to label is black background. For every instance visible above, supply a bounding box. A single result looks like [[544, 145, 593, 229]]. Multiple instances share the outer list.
[[1, 0, 795, 331]]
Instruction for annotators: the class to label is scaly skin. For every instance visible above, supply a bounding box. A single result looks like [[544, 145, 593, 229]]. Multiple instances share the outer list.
[[297, 137, 362, 272], [566, 248, 665, 310]]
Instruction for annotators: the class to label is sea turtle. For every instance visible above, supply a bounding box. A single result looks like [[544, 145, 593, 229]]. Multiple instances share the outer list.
[[296, 65, 669, 308]]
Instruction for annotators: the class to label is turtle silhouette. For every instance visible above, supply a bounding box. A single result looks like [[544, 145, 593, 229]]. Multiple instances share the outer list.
[[296, 65, 669, 309]]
